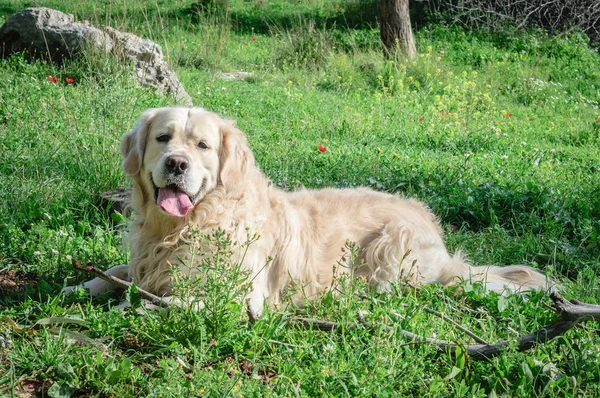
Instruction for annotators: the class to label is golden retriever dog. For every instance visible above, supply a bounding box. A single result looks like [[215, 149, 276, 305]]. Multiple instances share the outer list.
[[65, 107, 550, 314]]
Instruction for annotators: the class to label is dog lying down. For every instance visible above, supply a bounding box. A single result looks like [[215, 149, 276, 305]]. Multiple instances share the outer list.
[[64, 107, 552, 314]]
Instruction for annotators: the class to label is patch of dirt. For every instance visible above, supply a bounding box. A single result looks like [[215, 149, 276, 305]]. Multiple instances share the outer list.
[[8, 378, 51, 398], [238, 359, 277, 383], [0, 270, 38, 294], [201, 355, 277, 383], [9, 379, 96, 398]]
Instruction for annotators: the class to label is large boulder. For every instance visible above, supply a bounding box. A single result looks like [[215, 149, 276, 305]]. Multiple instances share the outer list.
[[0, 7, 192, 105]]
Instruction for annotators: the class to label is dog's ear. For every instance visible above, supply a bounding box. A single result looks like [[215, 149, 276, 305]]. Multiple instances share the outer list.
[[120, 109, 158, 176], [219, 120, 255, 191]]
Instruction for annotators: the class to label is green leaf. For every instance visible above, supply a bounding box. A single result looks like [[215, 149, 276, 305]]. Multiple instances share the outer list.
[[120, 358, 132, 375], [454, 344, 467, 370], [111, 211, 126, 223], [47, 327, 106, 349], [57, 363, 77, 383], [47, 382, 74, 398], [520, 361, 534, 386], [497, 295, 508, 313], [105, 364, 123, 385], [444, 366, 462, 381], [33, 317, 90, 328], [126, 284, 142, 310]]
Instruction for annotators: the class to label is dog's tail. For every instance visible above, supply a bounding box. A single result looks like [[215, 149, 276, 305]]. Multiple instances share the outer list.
[[462, 262, 553, 293], [442, 251, 553, 293]]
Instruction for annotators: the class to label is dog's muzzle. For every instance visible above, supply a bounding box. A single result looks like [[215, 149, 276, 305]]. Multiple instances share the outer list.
[[150, 155, 206, 217]]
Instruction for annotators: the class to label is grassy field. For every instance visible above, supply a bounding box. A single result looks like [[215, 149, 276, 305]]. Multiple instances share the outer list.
[[1, 0, 600, 396]]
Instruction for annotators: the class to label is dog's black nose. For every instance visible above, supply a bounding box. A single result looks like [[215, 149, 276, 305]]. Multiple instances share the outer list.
[[165, 155, 189, 174]]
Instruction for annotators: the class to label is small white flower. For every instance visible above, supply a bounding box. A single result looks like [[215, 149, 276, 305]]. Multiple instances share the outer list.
[[464, 153, 470, 158], [58, 230, 69, 237], [550, 148, 556, 154], [501, 155, 508, 160], [33, 251, 42, 256], [51, 249, 59, 255], [323, 343, 336, 353], [65, 255, 72, 260], [521, 141, 527, 145]]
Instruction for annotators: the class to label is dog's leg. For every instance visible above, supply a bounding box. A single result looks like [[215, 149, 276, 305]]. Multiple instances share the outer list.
[[239, 249, 270, 317], [246, 285, 267, 318], [62, 264, 130, 296]]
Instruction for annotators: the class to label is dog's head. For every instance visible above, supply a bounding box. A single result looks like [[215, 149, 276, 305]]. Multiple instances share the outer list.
[[120, 107, 254, 218]]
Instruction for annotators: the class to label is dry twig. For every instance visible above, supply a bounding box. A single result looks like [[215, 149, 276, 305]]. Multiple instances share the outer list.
[[71, 259, 174, 308], [416, 0, 600, 44], [71, 259, 600, 361], [399, 307, 489, 345], [291, 292, 600, 361]]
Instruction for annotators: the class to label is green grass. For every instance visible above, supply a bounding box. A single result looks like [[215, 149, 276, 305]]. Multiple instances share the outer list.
[[1, 0, 600, 396]]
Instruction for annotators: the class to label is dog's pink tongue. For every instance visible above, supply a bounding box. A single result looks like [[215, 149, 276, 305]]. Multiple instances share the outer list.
[[157, 187, 193, 217]]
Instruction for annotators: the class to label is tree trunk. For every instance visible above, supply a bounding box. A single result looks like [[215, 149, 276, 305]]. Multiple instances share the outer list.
[[380, 0, 417, 59]]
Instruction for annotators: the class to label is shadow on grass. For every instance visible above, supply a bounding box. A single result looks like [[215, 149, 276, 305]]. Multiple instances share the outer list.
[[0, 6, 23, 18], [0, 270, 40, 305], [180, 0, 382, 34]]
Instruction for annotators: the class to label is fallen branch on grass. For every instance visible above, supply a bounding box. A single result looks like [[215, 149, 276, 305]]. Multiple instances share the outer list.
[[289, 292, 600, 360], [359, 293, 488, 344], [419, 306, 489, 345], [71, 259, 174, 308], [70, 259, 600, 361]]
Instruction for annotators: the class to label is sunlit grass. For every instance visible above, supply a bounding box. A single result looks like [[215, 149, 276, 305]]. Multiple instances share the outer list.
[[1, 0, 599, 396]]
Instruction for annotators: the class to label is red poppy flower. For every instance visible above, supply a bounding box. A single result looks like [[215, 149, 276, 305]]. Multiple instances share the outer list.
[[418, 116, 424, 121], [596, 118, 600, 123], [318, 145, 327, 153], [65, 77, 74, 84], [251, 37, 256, 42], [48, 76, 58, 83], [504, 113, 513, 117]]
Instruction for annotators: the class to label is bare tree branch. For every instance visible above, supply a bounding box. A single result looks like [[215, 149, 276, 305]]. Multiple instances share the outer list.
[[70, 259, 600, 361], [71, 259, 174, 308], [407, 307, 489, 344], [417, 0, 600, 43], [291, 292, 600, 361]]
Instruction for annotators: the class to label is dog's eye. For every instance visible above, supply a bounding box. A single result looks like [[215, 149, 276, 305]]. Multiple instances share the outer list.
[[156, 134, 171, 143], [197, 141, 209, 149]]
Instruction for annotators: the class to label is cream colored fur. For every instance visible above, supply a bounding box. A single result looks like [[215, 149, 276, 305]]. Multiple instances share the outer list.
[[64, 107, 551, 314]]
